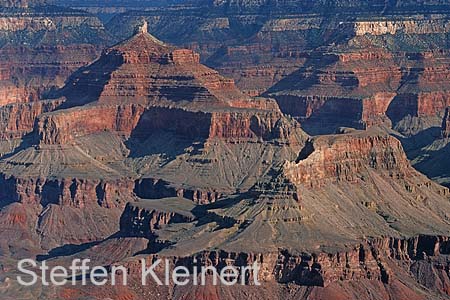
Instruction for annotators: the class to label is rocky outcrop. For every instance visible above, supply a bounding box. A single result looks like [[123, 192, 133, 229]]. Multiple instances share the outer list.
[[442, 107, 450, 138], [36, 105, 299, 145], [263, 49, 401, 131], [0, 100, 63, 140], [32, 27, 301, 146], [56, 24, 257, 110], [0, 174, 134, 209], [267, 49, 450, 134], [106, 3, 450, 137], [119, 201, 195, 238], [0, 173, 133, 253], [37, 104, 146, 144], [119, 235, 449, 288], [284, 129, 411, 187], [104, 2, 443, 94], [209, 110, 300, 142]]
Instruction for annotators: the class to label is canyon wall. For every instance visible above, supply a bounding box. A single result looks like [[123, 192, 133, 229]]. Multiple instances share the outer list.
[[0, 15, 103, 32], [37, 105, 299, 146], [0, 174, 133, 209], [284, 130, 411, 187], [105, 3, 450, 135], [119, 201, 195, 239], [120, 235, 450, 289], [0, 100, 63, 140], [0, 3, 110, 108], [37, 104, 146, 144], [0, 44, 101, 105]]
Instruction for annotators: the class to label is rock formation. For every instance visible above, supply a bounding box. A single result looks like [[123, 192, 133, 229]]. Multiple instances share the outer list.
[[284, 129, 411, 187], [1, 2, 450, 300], [0, 100, 63, 140], [24, 128, 450, 300], [103, 1, 450, 96], [266, 49, 450, 135], [0, 1, 110, 111], [106, 1, 450, 137], [119, 199, 195, 239], [443, 107, 450, 138], [0, 25, 306, 261], [95, 0, 450, 187], [38, 24, 301, 147]]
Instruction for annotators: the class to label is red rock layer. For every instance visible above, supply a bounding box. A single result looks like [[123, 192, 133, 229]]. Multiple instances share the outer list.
[[0, 44, 101, 105], [37, 105, 210, 145], [28, 26, 300, 149], [60, 29, 256, 109], [37, 104, 146, 144], [208, 110, 299, 142], [120, 235, 450, 288], [284, 130, 411, 188], [362, 92, 397, 127], [269, 50, 450, 130], [0, 85, 32, 106], [0, 175, 133, 209], [37, 104, 298, 145], [0, 100, 63, 139], [417, 92, 450, 117]]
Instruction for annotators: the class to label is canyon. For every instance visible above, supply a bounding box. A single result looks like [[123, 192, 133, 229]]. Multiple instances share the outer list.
[[101, 0, 450, 188], [0, 1, 450, 300], [4, 127, 447, 300], [0, 23, 307, 258], [0, 0, 110, 110]]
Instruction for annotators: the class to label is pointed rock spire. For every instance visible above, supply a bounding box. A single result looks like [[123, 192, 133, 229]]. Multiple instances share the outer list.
[[134, 21, 148, 35]]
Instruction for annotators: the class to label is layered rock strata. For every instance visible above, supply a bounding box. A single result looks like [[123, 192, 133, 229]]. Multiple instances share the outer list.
[[284, 129, 411, 188], [0, 25, 307, 259], [0, 2, 110, 110], [72, 129, 450, 299]]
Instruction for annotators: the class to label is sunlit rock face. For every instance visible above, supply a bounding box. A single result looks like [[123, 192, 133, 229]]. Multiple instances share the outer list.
[[0, 2, 450, 300]]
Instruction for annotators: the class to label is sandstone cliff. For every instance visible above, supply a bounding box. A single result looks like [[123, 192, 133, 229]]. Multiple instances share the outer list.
[[106, 1, 450, 139], [105, 1, 450, 96], [0, 100, 63, 140]]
